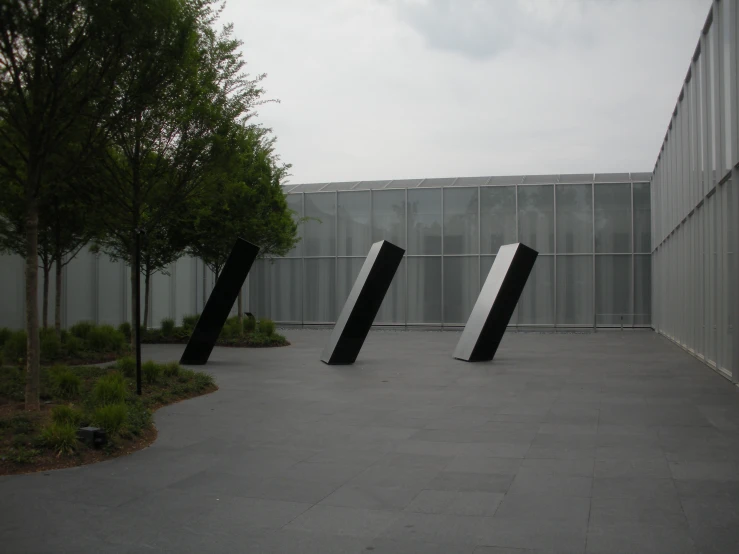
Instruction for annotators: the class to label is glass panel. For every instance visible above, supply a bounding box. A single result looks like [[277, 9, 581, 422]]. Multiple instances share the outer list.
[[376, 259, 405, 324], [634, 255, 651, 326], [285, 194, 303, 257], [304, 193, 336, 256], [305, 258, 336, 322], [633, 183, 651, 253], [518, 255, 554, 324], [480, 186, 516, 254], [595, 184, 632, 253], [443, 257, 479, 324], [271, 259, 302, 322], [595, 255, 632, 326], [444, 188, 478, 254], [248, 259, 271, 320], [407, 257, 441, 323], [556, 184, 592, 253], [518, 185, 554, 254], [408, 189, 442, 255], [337, 258, 365, 310], [556, 256, 593, 325], [338, 191, 371, 256], [372, 190, 406, 247], [723, 0, 734, 171]]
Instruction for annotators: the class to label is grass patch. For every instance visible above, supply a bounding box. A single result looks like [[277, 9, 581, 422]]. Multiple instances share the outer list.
[[0, 360, 216, 475], [142, 315, 289, 348]]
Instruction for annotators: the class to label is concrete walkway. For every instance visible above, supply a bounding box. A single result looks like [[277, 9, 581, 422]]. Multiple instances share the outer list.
[[1, 329, 739, 553]]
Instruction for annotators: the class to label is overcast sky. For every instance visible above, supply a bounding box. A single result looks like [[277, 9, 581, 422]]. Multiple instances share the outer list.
[[221, 0, 710, 184]]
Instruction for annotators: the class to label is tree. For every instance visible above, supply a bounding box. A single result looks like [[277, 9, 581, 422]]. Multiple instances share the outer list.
[[185, 124, 299, 323]]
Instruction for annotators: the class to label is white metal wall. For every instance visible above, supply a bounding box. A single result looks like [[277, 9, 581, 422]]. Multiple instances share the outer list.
[[0, 250, 245, 330], [651, 0, 739, 381]]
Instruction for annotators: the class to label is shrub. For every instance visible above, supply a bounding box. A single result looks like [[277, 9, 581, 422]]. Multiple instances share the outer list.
[[116, 356, 136, 378], [0, 327, 12, 347], [142, 360, 162, 384], [2, 330, 27, 362], [118, 322, 132, 341], [92, 403, 127, 434], [7, 414, 34, 434], [160, 318, 175, 337], [87, 325, 126, 352], [220, 317, 242, 339], [182, 314, 199, 331], [257, 318, 276, 337], [70, 321, 95, 340], [162, 361, 180, 377], [243, 316, 256, 333], [126, 398, 152, 435], [62, 335, 83, 357], [193, 372, 215, 391], [50, 366, 82, 399], [8, 446, 40, 464], [41, 422, 78, 456], [93, 372, 127, 405], [0, 367, 25, 401], [51, 404, 84, 427], [178, 368, 196, 382], [40, 329, 61, 362]]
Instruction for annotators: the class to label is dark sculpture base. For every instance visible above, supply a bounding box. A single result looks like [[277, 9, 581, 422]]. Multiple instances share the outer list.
[[180, 239, 259, 365], [453, 242, 538, 362], [321, 240, 405, 365]]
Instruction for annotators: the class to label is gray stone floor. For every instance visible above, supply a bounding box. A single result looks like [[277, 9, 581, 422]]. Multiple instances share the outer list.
[[2, 329, 739, 553]]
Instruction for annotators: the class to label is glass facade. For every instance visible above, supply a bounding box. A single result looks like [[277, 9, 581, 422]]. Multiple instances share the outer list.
[[249, 175, 651, 328]]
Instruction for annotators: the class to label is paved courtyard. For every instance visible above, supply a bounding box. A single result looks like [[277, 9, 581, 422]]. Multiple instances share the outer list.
[[1, 329, 739, 553]]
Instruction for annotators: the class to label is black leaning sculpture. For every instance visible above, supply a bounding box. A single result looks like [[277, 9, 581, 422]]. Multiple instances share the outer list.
[[321, 240, 405, 364], [180, 238, 260, 365], [453, 243, 538, 362]]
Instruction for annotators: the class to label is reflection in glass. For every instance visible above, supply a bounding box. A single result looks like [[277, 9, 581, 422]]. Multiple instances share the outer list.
[[408, 189, 441, 255], [304, 193, 336, 256], [596, 255, 632, 325], [595, 184, 632, 253], [480, 187, 516, 254], [443, 257, 479, 324], [305, 258, 336, 322], [338, 191, 371, 256], [444, 188, 478, 254], [556, 256, 593, 325], [372, 190, 406, 247], [633, 183, 651, 253], [518, 185, 554, 253], [407, 257, 441, 323], [285, 194, 303, 257], [518, 255, 554, 324], [556, 185, 592, 253]]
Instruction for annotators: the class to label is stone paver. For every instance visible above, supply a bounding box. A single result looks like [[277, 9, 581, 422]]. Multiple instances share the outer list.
[[1, 329, 739, 553]]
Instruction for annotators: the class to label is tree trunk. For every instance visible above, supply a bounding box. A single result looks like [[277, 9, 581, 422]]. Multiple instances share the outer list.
[[55, 250, 63, 335], [42, 262, 50, 329], [143, 269, 151, 330], [25, 196, 41, 411]]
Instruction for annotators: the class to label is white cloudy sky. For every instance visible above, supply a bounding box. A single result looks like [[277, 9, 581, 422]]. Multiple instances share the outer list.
[[221, 0, 710, 184]]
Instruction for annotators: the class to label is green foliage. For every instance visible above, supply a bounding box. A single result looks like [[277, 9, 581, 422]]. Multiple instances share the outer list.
[[0, 367, 25, 402], [243, 316, 256, 333], [118, 322, 132, 341], [178, 368, 197, 382], [220, 316, 243, 339], [125, 398, 152, 435], [160, 318, 176, 337], [193, 372, 215, 391], [40, 328, 62, 362], [70, 321, 95, 340], [2, 330, 26, 363], [182, 314, 200, 330], [2, 414, 34, 435], [41, 422, 78, 456], [116, 356, 136, 379], [142, 361, 162, 384], [257, 318, 276, 337], [51, 404, 84, 427], [86, 325, 126, 352], [162, 361, 180, 377], [62, 334, 83, 357], [92, 373, 127, 406], [0, 328, 12, 347], [7, 446, 41, 464], [92, 404, 127, 434], [50, 366, 82, 399]]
